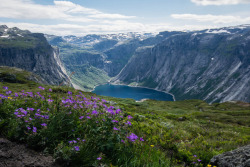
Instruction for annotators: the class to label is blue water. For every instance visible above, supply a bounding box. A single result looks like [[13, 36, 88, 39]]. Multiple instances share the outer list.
[[92, 84, 174, 101]]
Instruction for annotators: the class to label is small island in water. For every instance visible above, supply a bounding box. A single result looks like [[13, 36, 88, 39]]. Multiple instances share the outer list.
[[92, 84, 174, 101]]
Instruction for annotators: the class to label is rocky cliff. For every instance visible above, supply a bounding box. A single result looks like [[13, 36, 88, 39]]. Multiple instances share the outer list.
[[45, 32, 158, 90], [0, 25, 70, 85], [113, 25, 250, 103]]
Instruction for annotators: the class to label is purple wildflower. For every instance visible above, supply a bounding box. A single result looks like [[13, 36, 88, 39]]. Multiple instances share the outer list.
[[41, 123, 47, 127], [3, 86, 8, 90], [140, 137, 144, 141], [127, 133, 138, 142], [21, 110, 27, 115], [48, 99, 54, 102], [79, 116, 84, 119], [125, 121, 132, 126], [112, 120, 118, 123], [27, 107, 34, 111], [27, 127, 31, 130], [86, 116, 91, 119], [35, 113, 41, 117], [38, 86, 45, 90], [33, 127, 37, 133], [127, 115, 133, 119], [49, 88, 52, 92], [107, 108, 115, 115], [113, 127, 119, 131], [74, 146, 80, 151], [198, 159, 201, 162], [97, 157, 102, 160], [6, 91, 12, 95], [91, 110, 98, 115], [121, 139, 125, 143], [44, 115, 49, 119], [116, 109, 121, 114]]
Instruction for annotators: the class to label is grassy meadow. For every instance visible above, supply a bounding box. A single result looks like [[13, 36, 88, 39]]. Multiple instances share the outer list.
[[0, 67, 249, 167]]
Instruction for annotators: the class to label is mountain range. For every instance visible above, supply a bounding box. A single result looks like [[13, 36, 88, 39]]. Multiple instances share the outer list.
[[0, 24, 249, 103], [45, 25, 250, 103]]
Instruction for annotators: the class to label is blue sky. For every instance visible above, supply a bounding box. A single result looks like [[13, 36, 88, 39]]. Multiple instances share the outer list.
[[0, 0, 250, 35]]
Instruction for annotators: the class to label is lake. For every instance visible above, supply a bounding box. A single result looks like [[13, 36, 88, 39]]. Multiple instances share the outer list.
[[92, 84, 174, 101]]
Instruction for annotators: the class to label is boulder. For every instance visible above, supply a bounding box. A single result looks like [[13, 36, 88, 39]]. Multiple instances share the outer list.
[[210, 145, 250, 167]]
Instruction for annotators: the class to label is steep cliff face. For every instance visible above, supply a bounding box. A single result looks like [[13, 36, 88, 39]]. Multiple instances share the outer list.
[[103, 31, 184, 77], [0, 25, 70, 85], [113, 25, 250, 103], [45, 32, 158, 90], [60, 50, 110, 90]]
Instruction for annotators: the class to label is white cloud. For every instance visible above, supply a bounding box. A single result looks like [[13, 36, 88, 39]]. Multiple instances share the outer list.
[[89, 14, 135, 19], [0, 0, 248, 36], [1, 21, 221, 36], [171, 14, 250, 24], [1, 22, 147, 36], [53, 1, 100, 15], [0, 0, 135, 22], [191, 0, 250, 5]]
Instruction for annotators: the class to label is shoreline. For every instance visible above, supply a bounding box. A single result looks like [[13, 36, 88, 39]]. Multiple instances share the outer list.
[[90, 81, 176, 102]]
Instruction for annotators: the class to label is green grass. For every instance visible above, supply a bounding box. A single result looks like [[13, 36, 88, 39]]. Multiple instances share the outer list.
[[0, 36, 37, 49], [0, 67, 249, 166], [66, 64, 110, 91], [0, 34, 50, 51]]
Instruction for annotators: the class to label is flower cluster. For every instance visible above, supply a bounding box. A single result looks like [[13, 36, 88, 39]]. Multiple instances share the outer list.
[[1, 86, 144, 157]]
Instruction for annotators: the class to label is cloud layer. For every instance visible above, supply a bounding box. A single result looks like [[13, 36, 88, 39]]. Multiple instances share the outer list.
[[0, 0, 249, 35], [191, 0, 250, 6], [171, 14, 250, 24], [0, 0, 135, 22], [2, 22, 221, 36]]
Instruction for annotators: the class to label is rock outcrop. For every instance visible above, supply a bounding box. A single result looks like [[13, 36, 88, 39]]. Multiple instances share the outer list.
[[210, 145, 250, 167], [0, 25, 70, 85]]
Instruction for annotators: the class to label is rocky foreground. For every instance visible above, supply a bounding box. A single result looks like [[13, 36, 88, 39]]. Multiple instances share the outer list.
[[210, 145, 250, 167], [0, 137, 60, 167]]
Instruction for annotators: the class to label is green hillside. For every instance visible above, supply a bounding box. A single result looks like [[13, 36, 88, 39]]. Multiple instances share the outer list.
[[0, 67, 249, 167]]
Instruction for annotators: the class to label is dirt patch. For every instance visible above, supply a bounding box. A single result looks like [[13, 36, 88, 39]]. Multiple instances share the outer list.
[[0, 137, 61, 167], [236, 101, 250, 107]]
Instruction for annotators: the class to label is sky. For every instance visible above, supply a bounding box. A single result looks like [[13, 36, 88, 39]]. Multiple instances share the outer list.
[[0, 0, 250, 36]]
